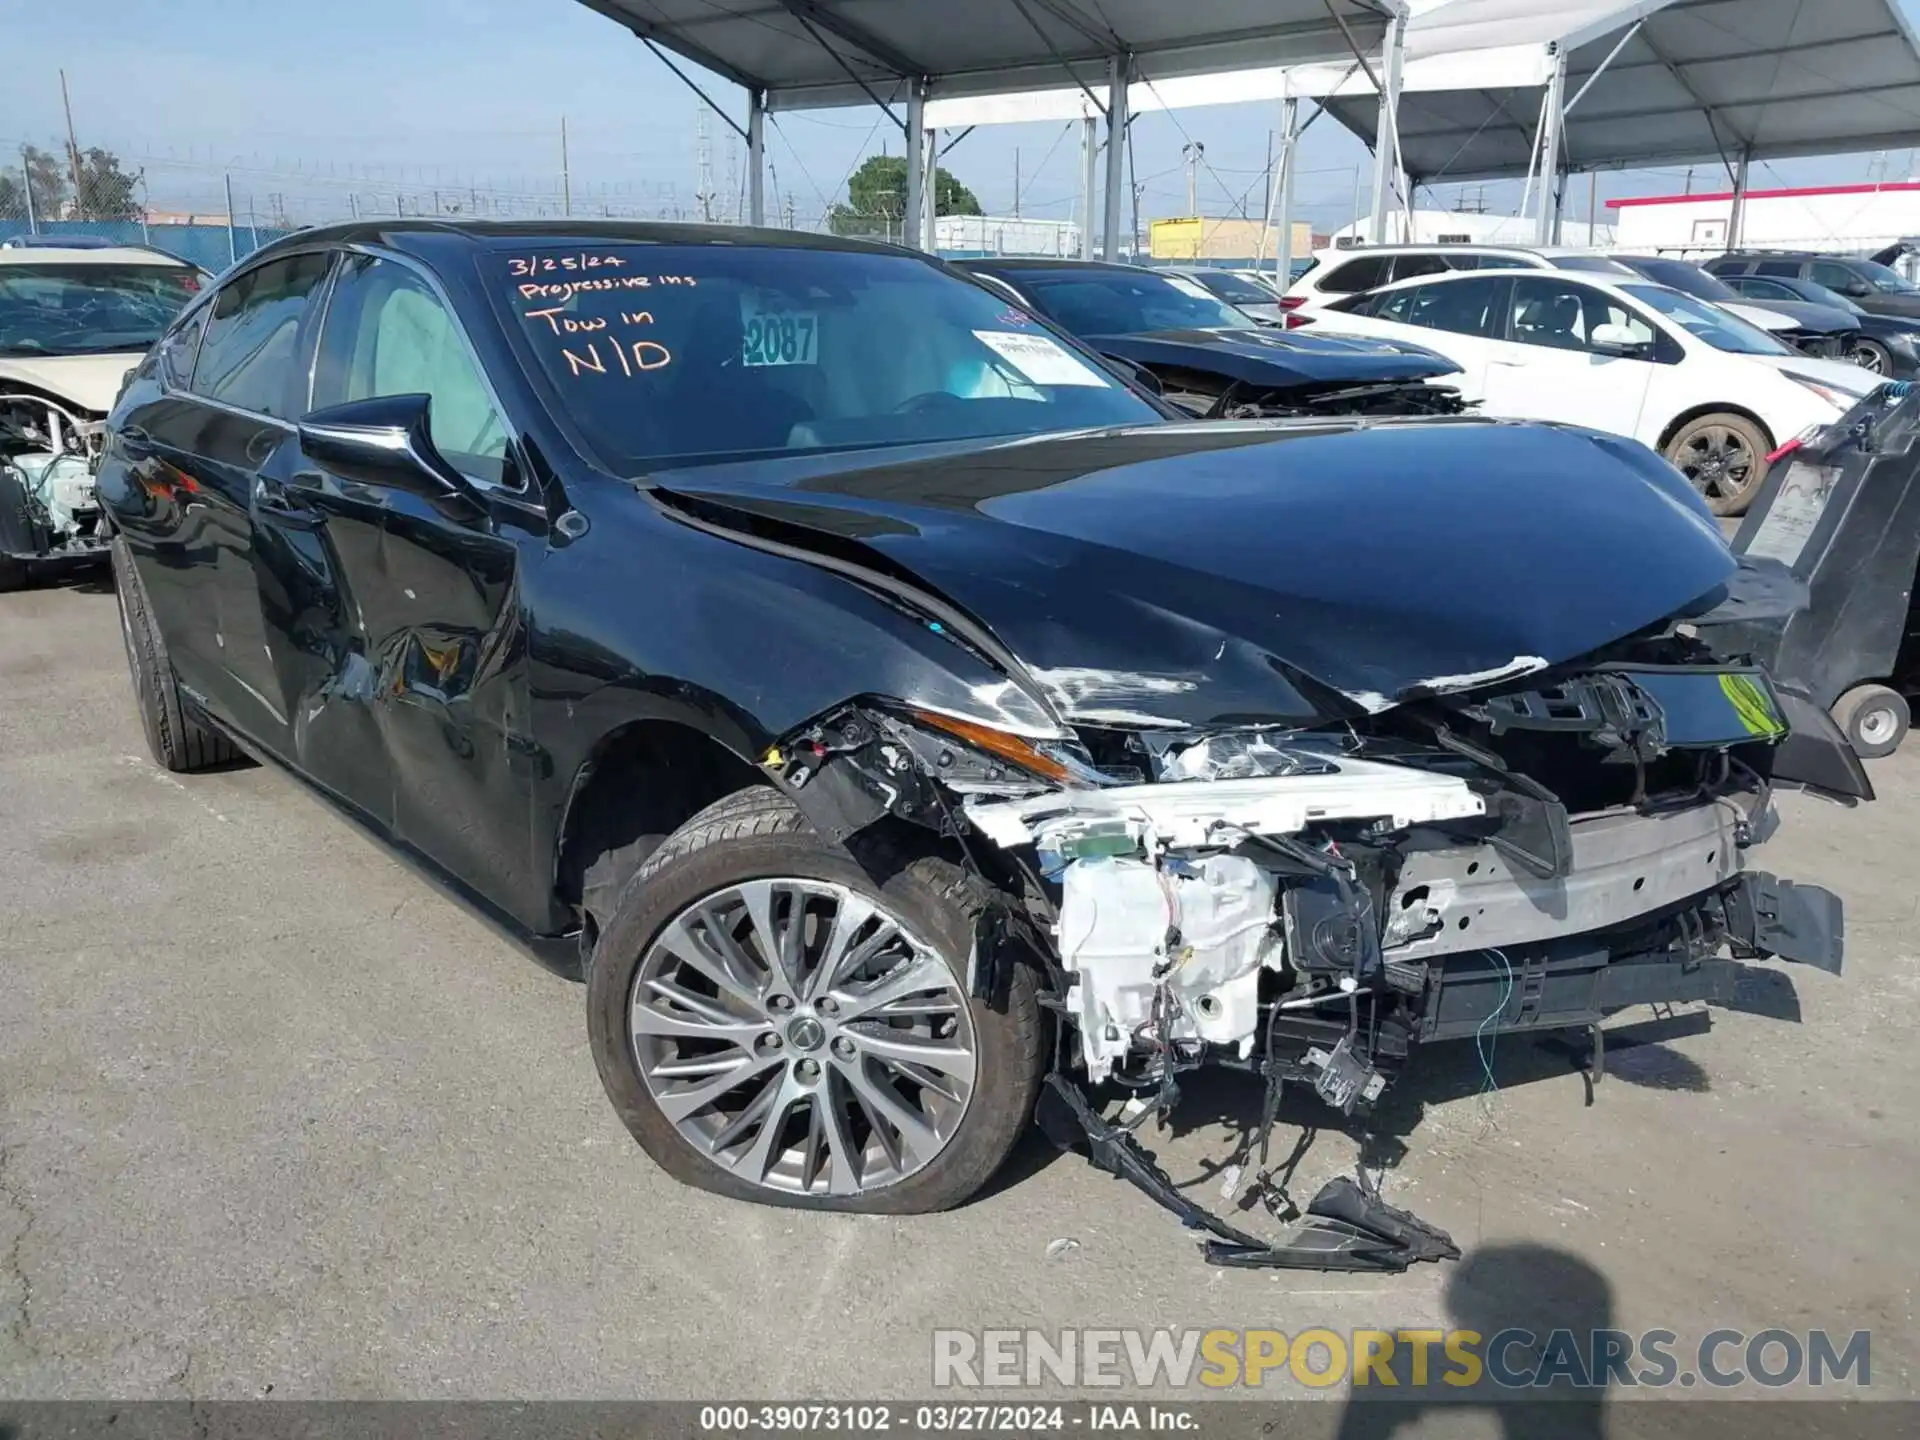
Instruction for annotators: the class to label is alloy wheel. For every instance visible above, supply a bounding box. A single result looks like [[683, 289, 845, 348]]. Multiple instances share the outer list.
[[630, 878, 977, 1197], [1676, 425, 1758, 507], [1853, 342, 1889, 374]]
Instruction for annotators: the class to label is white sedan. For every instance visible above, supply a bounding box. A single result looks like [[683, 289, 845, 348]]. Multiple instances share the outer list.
[[1314, 267, 1880, 514]]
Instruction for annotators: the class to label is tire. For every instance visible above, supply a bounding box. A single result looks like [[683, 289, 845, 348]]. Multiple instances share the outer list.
[[1832, 683, 1910, 760], [1664, 412, 1772, 517], [586, 785, 1045, 1213], [1851, 338, 1894, 376], [111, 536, 242, 773]]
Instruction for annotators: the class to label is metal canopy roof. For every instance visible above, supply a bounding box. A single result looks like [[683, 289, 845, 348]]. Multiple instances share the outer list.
[[574, 0, 1397, 111], [1313, 0, 1920, 183]]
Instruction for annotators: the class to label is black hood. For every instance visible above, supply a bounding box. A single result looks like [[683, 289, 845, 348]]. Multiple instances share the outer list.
[[1735, 298, 1859, 335], [1856, 290, 1920, 320], [650, 420, 1735, 730], [1086, 327, 1461, 388]]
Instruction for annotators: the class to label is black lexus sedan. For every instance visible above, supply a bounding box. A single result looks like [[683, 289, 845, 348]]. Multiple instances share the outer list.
[[956, 256, 1467, 418], [98, 221, 1862, 1240], [1716, 270, 1920, 377]]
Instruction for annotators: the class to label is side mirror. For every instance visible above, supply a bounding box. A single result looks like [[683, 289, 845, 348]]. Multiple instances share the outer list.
[[1845, 280, 1873, 298], [1590, 323, 1654, 358], [1099, 353, 1164, 396], [297, 394, 484, 516]]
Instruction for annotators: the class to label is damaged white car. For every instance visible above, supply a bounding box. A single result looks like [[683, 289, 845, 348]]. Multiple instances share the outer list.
[[0, 244, 202, 589]]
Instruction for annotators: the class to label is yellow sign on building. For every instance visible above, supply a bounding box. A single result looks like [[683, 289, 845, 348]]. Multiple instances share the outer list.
[[1150, 216, 1314, 260]]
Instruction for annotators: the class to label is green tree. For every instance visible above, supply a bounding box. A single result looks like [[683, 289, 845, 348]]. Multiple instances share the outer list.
[[0, 172, 24, 222], [15, 145, 68, 221], [830, 153, 982, 234], [74, 147, 140, 220]]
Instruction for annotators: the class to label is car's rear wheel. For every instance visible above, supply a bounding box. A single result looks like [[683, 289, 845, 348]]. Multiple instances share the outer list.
[[585, 786, 1044, 1213], [1664, 412, 1771, 517], [1851, 338, 1893, 375], [1832, 683, 1910, 759], [111, 537, 242, 773]]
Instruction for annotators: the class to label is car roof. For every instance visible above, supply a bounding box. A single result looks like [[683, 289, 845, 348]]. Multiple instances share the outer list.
[[238, 217, 930, 271], [0, 245, 189, 266], [1310, 243, 1607, 261], [1360, 265, 1650, 296], [954, 256, 1142, 275]]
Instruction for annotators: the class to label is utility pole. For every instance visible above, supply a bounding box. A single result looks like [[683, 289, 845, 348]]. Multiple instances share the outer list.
[[60, 68, 82, 215], [1588, 169, 1598, 246], [1182, 140, 1204, 217], [561, 114, 572, 216], [695, 105, 715, 222]]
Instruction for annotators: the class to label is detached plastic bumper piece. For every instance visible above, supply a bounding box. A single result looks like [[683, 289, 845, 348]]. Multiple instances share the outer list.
[[1727, 871, 1845, 975], [1036, 1074, 1460, 1274]]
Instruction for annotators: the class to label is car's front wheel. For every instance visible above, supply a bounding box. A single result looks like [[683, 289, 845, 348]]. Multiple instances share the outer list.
[[1851, 338, 1893, 375], [112, 537, 241, 773], [585, 786, 1044, 1213], [1665, 412, 1771, 517]]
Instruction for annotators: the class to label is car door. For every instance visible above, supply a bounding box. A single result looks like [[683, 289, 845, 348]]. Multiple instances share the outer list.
[[1481, 277, 1659, 436], [1332, 276, 1507, 399], [129, 249, 334, 746], [253, 249, 534, 901]]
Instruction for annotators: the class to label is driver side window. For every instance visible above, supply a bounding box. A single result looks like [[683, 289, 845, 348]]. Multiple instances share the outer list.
[[312, 255, 512, 486]]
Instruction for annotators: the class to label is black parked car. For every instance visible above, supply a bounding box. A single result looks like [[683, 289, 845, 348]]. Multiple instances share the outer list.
[[958, 257, 1467, 419], [1610, 255, 1857, 360], [1708, 251, 1920, 321], [98, 222, 1862, 1251], [1716, 271, 1920, 377]]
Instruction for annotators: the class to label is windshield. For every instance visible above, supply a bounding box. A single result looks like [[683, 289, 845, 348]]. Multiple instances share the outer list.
[[1628, 259, 1739, 303], [1622, 283, 1792, 355], [1802, 281, 1866, 314], [1182, 269, 1277, 304], [1003, 268, 1255, 336], [1553, 255, 1637, 275], [1857, 259, 1919, 293], [0, 263, 200, 357], [496, 245, 1162, 470]]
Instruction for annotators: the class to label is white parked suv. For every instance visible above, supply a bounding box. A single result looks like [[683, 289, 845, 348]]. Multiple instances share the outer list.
[[1316, 267, 1880, 515], [1283, 243, 1800, 339]]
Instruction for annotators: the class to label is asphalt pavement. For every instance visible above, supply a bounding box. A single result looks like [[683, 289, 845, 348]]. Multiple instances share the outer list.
[[1, 578, 1916, 1409]]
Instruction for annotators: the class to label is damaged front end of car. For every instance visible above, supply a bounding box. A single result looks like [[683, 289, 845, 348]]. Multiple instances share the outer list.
[[755, 643, 1862, 1272], [0, 391, 111, 585]]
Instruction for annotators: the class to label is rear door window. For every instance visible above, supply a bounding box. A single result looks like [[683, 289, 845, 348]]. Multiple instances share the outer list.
[[191, 252, 332, 418], [1387, 253, 1451, 283], [1317, 255, 1389, 293], [1810, 261, 1857, 290], [1408, 276, 1506, 338]]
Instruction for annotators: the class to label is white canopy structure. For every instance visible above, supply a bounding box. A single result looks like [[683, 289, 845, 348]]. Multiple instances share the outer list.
[[1310, 0, 1920, 245], [568, 0, 1402, 257]]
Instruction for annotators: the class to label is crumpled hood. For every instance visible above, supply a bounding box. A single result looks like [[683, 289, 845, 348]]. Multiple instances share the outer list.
[[0, 352, 142, 414], [652, 419, 1735, 729], [1087, 327, 1460, 388]]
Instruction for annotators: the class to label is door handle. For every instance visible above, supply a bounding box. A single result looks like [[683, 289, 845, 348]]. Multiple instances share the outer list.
[[253, 476, 323, 527], [1490, 355, 1528, 367]]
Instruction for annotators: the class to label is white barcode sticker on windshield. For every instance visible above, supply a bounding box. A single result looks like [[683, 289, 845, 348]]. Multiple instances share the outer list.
[[742, 306, 819, 366], [973, 330, 1110, 387]]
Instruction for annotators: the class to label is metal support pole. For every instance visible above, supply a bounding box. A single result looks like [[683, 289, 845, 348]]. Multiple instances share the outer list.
[[224, 172, 237, 265], [21, 157, 36, 234], [1268, 91, 1299, 286], [903, 80, 926, 251], [1551, 170, 1568, 245], [747, 88, 766, 226], [1102, 53, 1129, 261], [1368, 8, 1406, 243], [1535, 47, 1568, 244], [921, 124, 937, 250], [1080, 110, 1098, 260], [1728, 148, 1752, 249]]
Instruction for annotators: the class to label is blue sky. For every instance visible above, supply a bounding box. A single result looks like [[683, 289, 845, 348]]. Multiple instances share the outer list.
[[5, 0, 1918, 232]]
